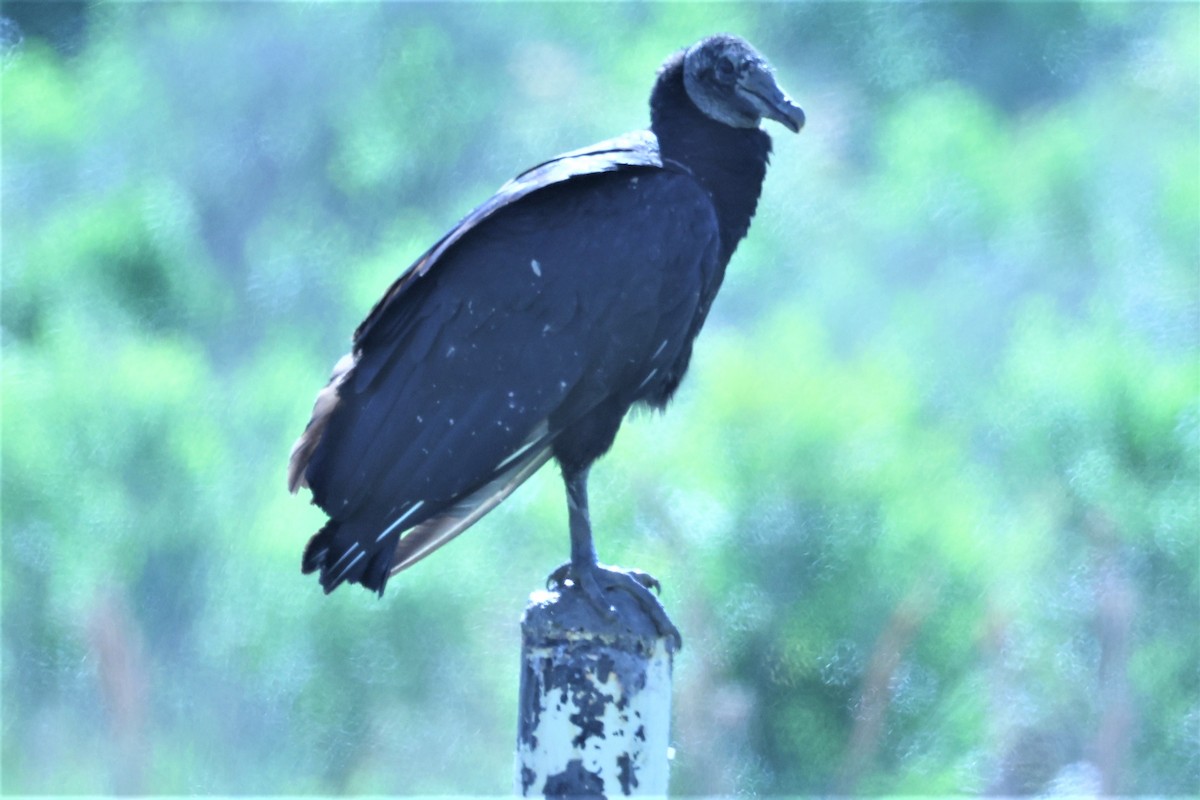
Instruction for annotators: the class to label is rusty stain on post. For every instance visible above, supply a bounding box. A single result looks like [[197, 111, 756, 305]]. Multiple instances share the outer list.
[[516, 584, 674, 796]]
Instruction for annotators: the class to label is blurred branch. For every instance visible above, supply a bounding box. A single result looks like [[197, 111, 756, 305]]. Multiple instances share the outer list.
[[834, 581, 937, 793], [1088, 512, 1136, 794], [85, 588, 150, 794]]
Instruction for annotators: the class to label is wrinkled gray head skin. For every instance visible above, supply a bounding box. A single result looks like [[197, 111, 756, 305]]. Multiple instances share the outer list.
[[683, 34, 805, 133]]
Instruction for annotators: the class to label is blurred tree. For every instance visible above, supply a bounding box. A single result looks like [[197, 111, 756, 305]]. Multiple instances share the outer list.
[[1, 0, 89, 55]]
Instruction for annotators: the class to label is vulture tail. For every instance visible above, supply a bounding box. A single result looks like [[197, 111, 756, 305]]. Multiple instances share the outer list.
[[301, 519, 393, 596]]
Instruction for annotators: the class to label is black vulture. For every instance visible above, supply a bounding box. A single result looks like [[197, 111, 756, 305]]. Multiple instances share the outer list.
[[288, 34, 803, 644]]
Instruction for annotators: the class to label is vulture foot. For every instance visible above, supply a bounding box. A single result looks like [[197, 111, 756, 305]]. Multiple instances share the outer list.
[[547, 562, 681, 651]]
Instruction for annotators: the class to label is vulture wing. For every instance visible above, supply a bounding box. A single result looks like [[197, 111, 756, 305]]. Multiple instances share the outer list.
[[289, 131, 722, 594]]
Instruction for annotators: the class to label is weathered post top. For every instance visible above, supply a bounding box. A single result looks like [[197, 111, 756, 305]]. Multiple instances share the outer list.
[[516, 584, 675, 797]]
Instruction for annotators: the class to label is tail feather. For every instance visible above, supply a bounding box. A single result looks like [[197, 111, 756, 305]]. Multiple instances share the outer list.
[[288, 352, 356, 494], [301, 424, 557, 595], [300, 520, 333, 575], [301, 520, 392, 596]]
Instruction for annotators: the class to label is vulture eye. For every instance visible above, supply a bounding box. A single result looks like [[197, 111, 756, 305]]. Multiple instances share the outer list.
[[716, 56, 736, 81]]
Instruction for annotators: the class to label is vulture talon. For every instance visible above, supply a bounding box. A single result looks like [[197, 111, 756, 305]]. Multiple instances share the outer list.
[[624, 568, 663, 595], [546, 562, 573, 592], [545, 561, 681, 650]]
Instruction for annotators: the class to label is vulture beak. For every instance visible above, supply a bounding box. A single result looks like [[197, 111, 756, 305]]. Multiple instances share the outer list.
[[741, 65, 805, 133]]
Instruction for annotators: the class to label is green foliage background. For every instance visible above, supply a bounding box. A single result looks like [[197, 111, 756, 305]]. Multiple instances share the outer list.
[[2, 2, 1197, 794]]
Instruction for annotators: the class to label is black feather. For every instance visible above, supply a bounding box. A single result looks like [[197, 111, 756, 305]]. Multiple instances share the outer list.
[[288, 34, 802, 596]]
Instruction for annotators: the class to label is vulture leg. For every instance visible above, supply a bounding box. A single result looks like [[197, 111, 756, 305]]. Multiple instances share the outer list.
[[547, 466, 682, 650]]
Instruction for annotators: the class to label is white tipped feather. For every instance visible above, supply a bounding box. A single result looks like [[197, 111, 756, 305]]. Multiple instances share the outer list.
[[387, 443, 553, 576], [287, 352, 356, 493], [495, 420, 550, 471], [327, 541, 360, 571], [377, 500, 426, 542], [331, 551, 366, 587]]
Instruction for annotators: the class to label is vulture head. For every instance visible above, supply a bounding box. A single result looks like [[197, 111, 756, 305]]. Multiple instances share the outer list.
[[683, 34, 805, 133]]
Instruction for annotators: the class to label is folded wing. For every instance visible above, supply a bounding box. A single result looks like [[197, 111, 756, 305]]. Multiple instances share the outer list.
[[289, 134, 720, 594]]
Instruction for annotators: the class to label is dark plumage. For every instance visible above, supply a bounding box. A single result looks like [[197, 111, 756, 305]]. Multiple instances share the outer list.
[[289, 34, 803, 643]]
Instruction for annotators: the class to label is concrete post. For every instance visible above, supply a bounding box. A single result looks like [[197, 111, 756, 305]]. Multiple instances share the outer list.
[[516, 585, 675, 797]]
